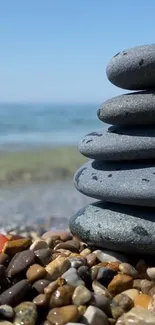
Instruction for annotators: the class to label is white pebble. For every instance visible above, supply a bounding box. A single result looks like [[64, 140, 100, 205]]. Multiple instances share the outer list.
[[93, 249, 127, 263], [30, 239, 48, 251], [83, 306, 109, 325], [147, 267, 155, 280]]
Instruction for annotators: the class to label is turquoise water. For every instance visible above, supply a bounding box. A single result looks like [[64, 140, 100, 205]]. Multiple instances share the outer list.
[[0, 103, 105, 150]]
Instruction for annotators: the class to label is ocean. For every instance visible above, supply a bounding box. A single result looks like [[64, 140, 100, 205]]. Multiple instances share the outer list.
[[0, 103, 105, 151]]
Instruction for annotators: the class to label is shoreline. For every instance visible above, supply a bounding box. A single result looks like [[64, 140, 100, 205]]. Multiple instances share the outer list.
[[0, 145, 87, 186], [0, 180, 94, 230], [0, 145, 92, 231]]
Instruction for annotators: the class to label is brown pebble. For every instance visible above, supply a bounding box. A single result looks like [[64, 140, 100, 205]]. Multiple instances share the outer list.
[[42, 230, 72, 242], [2, 238, 31, 255], [0, 253, 9, 265], [45, 256, 70, 280], [107, 262, 120, 271], [54, 240, 62, 245], [26, 264, 46, 282], [30, 239, 48, 251], [7, 250, 35, 277], [78, 304, 87, 316], [141, 279, 154, 294], [52, 252, 69, 260], [47, 305, 80, 325], [54, 249, 71, 256], [57, 277, 65, 286], [149, 285, 155, 297], [45, 235, 60, 248], [80, 248, 92, 257], [134, 294, 152, 308], [44, 281, 59, 297], [72, 235, 79, 240], [133, 279, 142, 290], [111, 293, 134, 319], [97, 262, 109, 267], [33, 293, 49, 307], [50, 284, 75, 308], [0, 279, 31, 306], [119, 263, 138, 278], [91, 266, 99, 280], [53, 240, 80, 253], [86, 253, 97, 267], [122, 289, 139, 301], [136, 259, 148, 278], [58, 231, 72, 242], [69, 253, 82, 258], [108, 274, 133, 295]]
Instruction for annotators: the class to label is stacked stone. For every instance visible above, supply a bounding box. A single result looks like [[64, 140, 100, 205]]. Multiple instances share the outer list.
[[70, 44, 155, 255]]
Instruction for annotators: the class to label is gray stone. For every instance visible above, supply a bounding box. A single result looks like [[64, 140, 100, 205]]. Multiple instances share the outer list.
[[106, 44, 155, 90], [91, 293, 112, 316], [82, 305, 109, 325], [74, 160, 155, 206], [0, 280, 31, 306], [97, 91, 155, 126], [7, 250, 35, 277], [0, 305, 14, 319], [68, 256, 86, 269], [116, 306, 155, 325], [62, 267, 85, 286], [32, 279, 51, 294], [69, 201, 155, 254], [79, 126, 155, 160]]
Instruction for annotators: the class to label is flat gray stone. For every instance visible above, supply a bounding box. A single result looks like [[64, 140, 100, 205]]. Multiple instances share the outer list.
[[98, 91, 155, 126], [69, 201, 155, 254], [79, 126, 155, 160], [74, 160, 155, 207], [106, 44, 155, 90]]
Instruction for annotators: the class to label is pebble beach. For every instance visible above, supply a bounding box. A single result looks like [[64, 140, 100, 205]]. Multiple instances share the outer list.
[[2, 0, 155, 323], [1, 228, 155, 325], [1, 43, 155, 324]]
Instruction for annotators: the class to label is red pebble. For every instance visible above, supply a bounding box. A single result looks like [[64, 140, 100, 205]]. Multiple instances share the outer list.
[[0, 234, 8, 252]]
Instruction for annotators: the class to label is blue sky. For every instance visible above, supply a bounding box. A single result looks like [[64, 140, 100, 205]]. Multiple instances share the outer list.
[[0, 0, 155, 103]]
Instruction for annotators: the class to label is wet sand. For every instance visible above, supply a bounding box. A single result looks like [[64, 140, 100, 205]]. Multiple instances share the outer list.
[[0, 181, 94, 229], [0, 146, 87, 185], [0, 146, 91, 230]]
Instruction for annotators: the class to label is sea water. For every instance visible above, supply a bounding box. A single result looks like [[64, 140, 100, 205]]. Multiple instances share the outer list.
[[0, 102, 105, 151]]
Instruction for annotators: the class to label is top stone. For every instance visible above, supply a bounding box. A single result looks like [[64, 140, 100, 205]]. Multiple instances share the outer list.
[[106, 44, 155, 90]]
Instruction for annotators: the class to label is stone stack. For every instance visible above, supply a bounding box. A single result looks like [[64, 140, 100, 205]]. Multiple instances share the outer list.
[[69, 44, 155, 255]]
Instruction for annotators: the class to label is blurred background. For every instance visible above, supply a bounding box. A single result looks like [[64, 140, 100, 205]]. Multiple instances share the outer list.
[[0, 0, 154, 229]]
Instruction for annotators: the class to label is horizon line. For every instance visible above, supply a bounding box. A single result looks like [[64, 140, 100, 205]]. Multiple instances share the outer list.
[[0, 100, 104, 105]]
